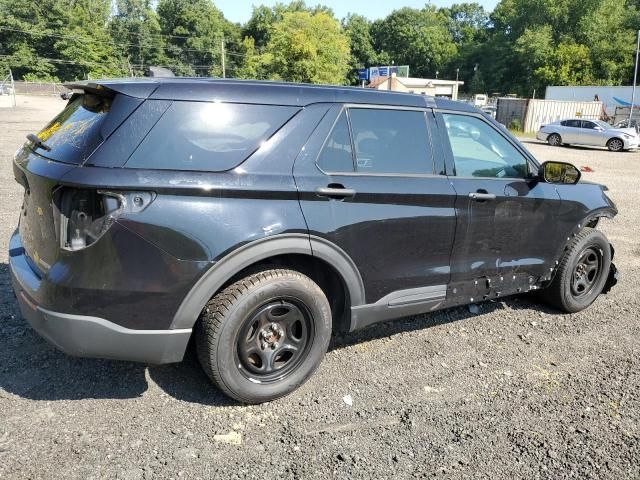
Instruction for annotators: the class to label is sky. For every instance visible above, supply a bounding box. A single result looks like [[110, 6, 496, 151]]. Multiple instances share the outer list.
[[215, 0, 500, 24]]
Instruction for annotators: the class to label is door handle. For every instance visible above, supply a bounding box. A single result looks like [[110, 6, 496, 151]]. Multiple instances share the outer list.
[[315, 185, 356, 199], [468, 191, 496, 201]]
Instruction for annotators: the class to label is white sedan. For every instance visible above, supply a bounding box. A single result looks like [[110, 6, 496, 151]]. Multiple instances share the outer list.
[[536, 119, 639, 152]]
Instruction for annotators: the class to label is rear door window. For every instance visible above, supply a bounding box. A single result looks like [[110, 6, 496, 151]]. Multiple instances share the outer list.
[[347, 108, 433, 175], [33, 94, 112, 164], [317, 111, 354, 172], [125, 102, 299, 171], [562, 119, 581, 128]]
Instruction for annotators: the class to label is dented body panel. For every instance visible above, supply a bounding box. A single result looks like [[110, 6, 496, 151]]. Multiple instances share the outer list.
[[9, 78, 618, 365]]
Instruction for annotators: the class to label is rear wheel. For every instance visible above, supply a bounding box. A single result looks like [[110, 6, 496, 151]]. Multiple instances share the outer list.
[[541, 228, 611, 313], [607, 138, 624, 152], [195, 269, 332, 404], [547, 133, 562, 147]]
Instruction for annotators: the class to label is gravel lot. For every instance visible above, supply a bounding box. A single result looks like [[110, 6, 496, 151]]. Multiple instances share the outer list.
[[0, 96, 638, 479]]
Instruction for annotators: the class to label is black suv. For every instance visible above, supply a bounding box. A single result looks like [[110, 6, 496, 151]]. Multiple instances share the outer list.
[[10, 79, 618, 403]]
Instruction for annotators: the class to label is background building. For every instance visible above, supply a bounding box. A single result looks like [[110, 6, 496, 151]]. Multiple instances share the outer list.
[[367, 73, 463, 100]]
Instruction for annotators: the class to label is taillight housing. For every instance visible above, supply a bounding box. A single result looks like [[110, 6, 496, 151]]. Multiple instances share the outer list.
[[53, 187, 154, 251]]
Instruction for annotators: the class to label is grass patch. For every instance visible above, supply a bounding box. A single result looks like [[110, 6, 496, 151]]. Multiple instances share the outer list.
[[509, 129, 537, 139]]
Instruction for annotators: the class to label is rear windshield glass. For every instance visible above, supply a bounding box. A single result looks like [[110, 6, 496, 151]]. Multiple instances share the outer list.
[[125, 102, 299, 171], [34, 94, 111, 164]]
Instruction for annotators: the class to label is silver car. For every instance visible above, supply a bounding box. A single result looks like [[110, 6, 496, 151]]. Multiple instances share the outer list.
[[536, 119, 639, 152]]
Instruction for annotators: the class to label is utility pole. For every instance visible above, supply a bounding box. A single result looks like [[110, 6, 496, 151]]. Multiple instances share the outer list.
[[221, 37, 226, 79], [629, 29, 640, 124]]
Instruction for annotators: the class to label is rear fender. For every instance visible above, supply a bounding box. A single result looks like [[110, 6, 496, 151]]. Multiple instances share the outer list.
[[169, 234, 365, 329]]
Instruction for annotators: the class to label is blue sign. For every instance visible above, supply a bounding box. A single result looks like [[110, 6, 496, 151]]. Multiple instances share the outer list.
[[369, 65, 410, 80], [357, 68, 369, 81]]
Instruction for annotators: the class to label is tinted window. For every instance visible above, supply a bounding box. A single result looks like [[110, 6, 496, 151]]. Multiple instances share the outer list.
[[562, 119, 581, 128], [582, 121, 597, 129], [126, 102, 298, 171], [443, 114, 528, 179], [33, 94, 111, 164], [348, 108, 432, 174], [317, 111, 354, 172]]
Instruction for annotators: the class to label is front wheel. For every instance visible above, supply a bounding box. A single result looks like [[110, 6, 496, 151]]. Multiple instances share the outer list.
[[541, 228, 611, 313], [607, 138, 624, 152], [195, 269, 332, 404]]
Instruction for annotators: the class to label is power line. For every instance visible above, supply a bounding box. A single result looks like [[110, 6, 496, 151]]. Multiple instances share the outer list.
[[0, 54, 233, 72], [5, 15, 209, 42], [0, 25, 248, 58]]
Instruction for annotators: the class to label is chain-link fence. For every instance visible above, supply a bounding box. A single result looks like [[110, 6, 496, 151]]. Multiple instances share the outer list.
[[0, 69, 17, 107], [12, 81, 70, 96]]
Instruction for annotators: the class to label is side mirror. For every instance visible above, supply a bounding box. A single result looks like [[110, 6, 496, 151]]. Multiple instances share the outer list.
[[540, 161, 581, 185]]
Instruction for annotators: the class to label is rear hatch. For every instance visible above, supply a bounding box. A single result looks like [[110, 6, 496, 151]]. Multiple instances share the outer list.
[[14, 87, 143, 272]]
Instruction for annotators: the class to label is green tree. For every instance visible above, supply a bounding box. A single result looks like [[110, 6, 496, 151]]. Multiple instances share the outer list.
[[342, 14, 381, 84], [259, 11, 350, 84], [110, 0, 167, 75], [242, 1, 335, 49], [54, 0, 125, 79], [579, 0, 636, 84], [234, 36, 265, 79], [534, 42, 594, 86], [442, 2, 489, 45], [157, 0, 241, 77], [0, 0, 124, 80], [370, 6, 457, 78]]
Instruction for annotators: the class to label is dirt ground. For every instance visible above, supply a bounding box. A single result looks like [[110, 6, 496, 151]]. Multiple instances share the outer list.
[[0, 96, 638, 479]]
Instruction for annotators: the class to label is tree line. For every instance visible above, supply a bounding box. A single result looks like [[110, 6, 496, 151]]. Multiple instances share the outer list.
[[1, 0, 639, 95]]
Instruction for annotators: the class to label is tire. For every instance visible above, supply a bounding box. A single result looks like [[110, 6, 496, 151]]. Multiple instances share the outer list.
[[607, 138, 624, 152], [547, 133, 562, 147], [195, 269, 332, 404], [541, 228, 611, 313]]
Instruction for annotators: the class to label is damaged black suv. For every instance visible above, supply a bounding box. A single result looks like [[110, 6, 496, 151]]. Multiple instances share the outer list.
[[10, 79, 618, 403]]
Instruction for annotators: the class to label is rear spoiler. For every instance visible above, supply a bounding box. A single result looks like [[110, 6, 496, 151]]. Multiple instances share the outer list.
[[63, 79, 159, 99]]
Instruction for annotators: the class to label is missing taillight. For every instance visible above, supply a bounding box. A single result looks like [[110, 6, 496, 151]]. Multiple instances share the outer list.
[[54, 187, 154, 251]]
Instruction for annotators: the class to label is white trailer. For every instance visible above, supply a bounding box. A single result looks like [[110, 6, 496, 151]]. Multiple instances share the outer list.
[[545, 86, 635, 117]]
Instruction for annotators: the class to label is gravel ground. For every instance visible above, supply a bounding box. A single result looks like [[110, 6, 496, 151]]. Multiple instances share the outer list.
[[0, 97, 638, 479]]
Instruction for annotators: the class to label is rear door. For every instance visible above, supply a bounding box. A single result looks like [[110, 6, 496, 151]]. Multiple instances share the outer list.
[[294, 105, 457, 307], [436, 111, 563, 297], [560, 119, 582, 143]]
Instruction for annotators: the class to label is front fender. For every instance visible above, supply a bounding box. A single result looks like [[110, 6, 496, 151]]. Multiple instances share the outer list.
[[547, 182, 617, 283]]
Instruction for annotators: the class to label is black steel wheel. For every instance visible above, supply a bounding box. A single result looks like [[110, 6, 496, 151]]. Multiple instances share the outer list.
[[196, 269, 332, 404], [236, 299, 313, 381], [541, 228, 612, 313], [570, 247, 602, 298]]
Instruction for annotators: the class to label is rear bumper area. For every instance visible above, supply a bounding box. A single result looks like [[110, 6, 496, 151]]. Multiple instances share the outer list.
[[536, 132, 549, 142], [9, 232, 191, 364]]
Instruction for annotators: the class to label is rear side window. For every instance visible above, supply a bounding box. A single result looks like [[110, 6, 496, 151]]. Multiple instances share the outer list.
[[125, 102, 299, 171], [317, 111, 354, 172], [34, 94, 111, 164], [561, 119, 581, 128], [348, 108, 432, 174]]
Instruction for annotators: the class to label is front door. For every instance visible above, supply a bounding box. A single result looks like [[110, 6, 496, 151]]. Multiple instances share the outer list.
[[294, 105, 457, 312], [436, 112, 564, 299], [579, 120, 608, 147]]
